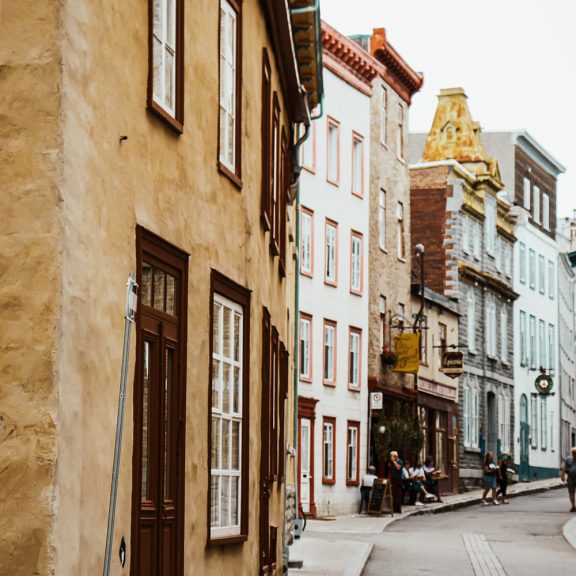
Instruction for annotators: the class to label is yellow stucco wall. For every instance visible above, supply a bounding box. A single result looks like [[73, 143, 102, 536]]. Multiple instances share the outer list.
[[2, 0, 297, 574], [0, 1, 62, 574]]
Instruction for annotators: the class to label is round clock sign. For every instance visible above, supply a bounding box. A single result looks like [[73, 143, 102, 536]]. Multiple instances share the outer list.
[[534, 374, 553, 395]]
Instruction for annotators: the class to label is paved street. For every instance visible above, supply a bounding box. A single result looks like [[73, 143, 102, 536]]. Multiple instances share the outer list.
[[364, 490, 575, 576]]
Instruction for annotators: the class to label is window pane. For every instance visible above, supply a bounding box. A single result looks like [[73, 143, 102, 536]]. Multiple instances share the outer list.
[[141, 340, 151, 500], [213, 302, 222, 355], [223, 306, 231, 357], [222, 418, 230, 471], [212, 360, 220, 408], [166, 274, 176, 316], [166, 0, 175, 47], [164, 48, 174, 111], [230, 476, 239, 526], [141, 262, 153, 307], [163, 348, 173, 499], [211, 416, 221, 468], [233, 366, 240, 413], [221, 476, 230, 527], [234, 312, 241, 362], [153, 0, 162, 37], [231, 420, 240, 470], [153, 37, 163, 101], [211, 476, 220, 527], [153, 269, 165, 310], [222, 363, 231, 413]]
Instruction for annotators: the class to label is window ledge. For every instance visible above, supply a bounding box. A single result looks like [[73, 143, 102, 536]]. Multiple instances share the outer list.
[[397, 257, 407, 264], [218, 161, 243, 190], [464, 446, 481, 454], [379, 246, 388, 254], [148, 100, 184, 134], [207, 533, 248, 547], [348, 385, 361, 393], [323, 381, 337, 388]]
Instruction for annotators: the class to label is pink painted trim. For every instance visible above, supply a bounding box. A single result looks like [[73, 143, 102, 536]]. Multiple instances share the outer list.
[[345, 420, 361, 486], [348, 327, 362, 391], [302, 121, 317, 174], [300, 205, 315, 278], [351, 131, 364, 198], [323, 318, 337, 386], [324, 219, 338, 287], [326, 116, 341, 187], [349, 230, 363, 296], [299, 312, 313, 383]]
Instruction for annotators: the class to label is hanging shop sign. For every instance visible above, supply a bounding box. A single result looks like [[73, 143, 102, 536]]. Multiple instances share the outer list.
[[392, 333, 421, 374], [534, 373, 554, 395], [440, 351, 464, 379]]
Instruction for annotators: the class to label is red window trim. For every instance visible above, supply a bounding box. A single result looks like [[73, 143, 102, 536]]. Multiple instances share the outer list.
[[300, 206, 314, 278], [326, 116, 341, 187], [347, 327, 362, 392], [322, 416, 336, 484], [351, 131, 365, 198], [322, 318, 337, 387], [346, 420, 361, 486], [299, 312, 313, 383]]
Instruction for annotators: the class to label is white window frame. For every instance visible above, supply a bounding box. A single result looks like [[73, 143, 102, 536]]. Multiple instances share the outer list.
[[152, 0, 177, 116], [548, 324, 555, 372], [323, 420, 335, 480], [348, 329, 361, 389], [539, 254, 545, 294], [519, 242, 526, 284], [323, 321, 336, 384], [529, 249, 536, 290], [300, 208, 313, 276], [218, 0, 239, 171], [325, 221, 338, 285], [473, 219, 481, 259], [543, 192, 550, 230], [533, 185, 541, 224], [523, 176, 531, 210], [540, 396, 547, 449], [539, 319, 546, 369], [520, 310, 527, 366], [327, 118, 340, 185], [548, 260, 555, 299], [351, 133, 364, 196], [378, 190, 386, 250], [462, 215, 470, 254], [211, 293, 243, 538], [484, 194, 496, 255], [397, 201, 405, 260], [380, 86, 387, 145], [529, 315, 537, 369], [500, 306, 508, 363], [531, 395, 538, 448], [397, 103, 404, 160], [299, 315, 312, 380], [350, 233, 363, 294], [467, 288, 476, 353], [347, 424, 359, 483]]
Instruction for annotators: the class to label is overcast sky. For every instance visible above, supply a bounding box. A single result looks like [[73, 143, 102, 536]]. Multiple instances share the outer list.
[[320, 0, 575, 217]]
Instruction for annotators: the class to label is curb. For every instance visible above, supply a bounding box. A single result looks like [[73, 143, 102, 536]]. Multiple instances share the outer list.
[[344, 543, 373, 576], [398, 482, 564, 518], [563, 516, 576, 550]]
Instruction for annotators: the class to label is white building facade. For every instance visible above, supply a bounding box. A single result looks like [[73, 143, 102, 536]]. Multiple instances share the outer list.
[[483, 131, 565, 479], [297, 23, 373, 516]]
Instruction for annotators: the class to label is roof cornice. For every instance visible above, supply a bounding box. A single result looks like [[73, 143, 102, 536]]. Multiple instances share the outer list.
[[321, 21, 379, 92], [370, 28, 423, 103], [514, 131, 566, 176]]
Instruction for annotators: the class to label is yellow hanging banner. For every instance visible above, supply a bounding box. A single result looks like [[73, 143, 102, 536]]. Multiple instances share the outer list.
[[392, 333, 421, 374]]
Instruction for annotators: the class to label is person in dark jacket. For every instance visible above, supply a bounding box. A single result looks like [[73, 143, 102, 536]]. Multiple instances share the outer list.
[[385, 450, 404, 513], [497, 453, 511, 504]]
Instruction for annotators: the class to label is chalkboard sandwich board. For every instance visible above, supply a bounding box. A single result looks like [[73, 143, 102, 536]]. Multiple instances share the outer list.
[[367, 478, 393, 516]]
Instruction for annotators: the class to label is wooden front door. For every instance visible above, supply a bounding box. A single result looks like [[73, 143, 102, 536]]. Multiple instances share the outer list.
[[131, 229, 188, 576]]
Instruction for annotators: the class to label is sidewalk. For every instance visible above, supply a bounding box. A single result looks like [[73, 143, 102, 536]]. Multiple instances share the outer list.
[[288, 477, 566, 575]]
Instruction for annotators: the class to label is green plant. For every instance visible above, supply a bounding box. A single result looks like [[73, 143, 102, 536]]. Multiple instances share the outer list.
[[374, 402, 424, 461]]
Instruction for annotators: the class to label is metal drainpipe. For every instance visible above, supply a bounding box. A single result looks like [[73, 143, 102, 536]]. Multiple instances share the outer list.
[[284, 115, 311, 574]]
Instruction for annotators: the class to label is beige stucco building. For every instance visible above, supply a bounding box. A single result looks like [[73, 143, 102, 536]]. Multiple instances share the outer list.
[[1, 1, 322, 574]]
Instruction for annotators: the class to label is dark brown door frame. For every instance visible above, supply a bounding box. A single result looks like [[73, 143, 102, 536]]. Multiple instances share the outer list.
[[131, 227, 188, 576]]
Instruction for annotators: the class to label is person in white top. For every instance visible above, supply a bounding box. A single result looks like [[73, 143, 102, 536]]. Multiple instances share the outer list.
[[359, 466, 378, 514], [406, 460, 436, 506]]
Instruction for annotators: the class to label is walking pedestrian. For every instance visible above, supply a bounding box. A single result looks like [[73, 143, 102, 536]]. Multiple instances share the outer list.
[[481, 452, 500, 506], [497, 453, 511, 504], [359, 465, 377, 514], [560, 446, 576, 512]]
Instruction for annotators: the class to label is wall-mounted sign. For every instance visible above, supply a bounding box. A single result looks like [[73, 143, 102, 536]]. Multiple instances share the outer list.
[[440, 351, 464, 379], [370, 392, 383, 410], [535, 373, 554, 395]]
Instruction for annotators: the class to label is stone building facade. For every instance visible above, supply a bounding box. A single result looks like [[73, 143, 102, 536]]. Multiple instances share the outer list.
[[0, 2, 322, 575], [482, 131, 565, 479], [410, 89, 517, 487], [350, 28, 424, 476]]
